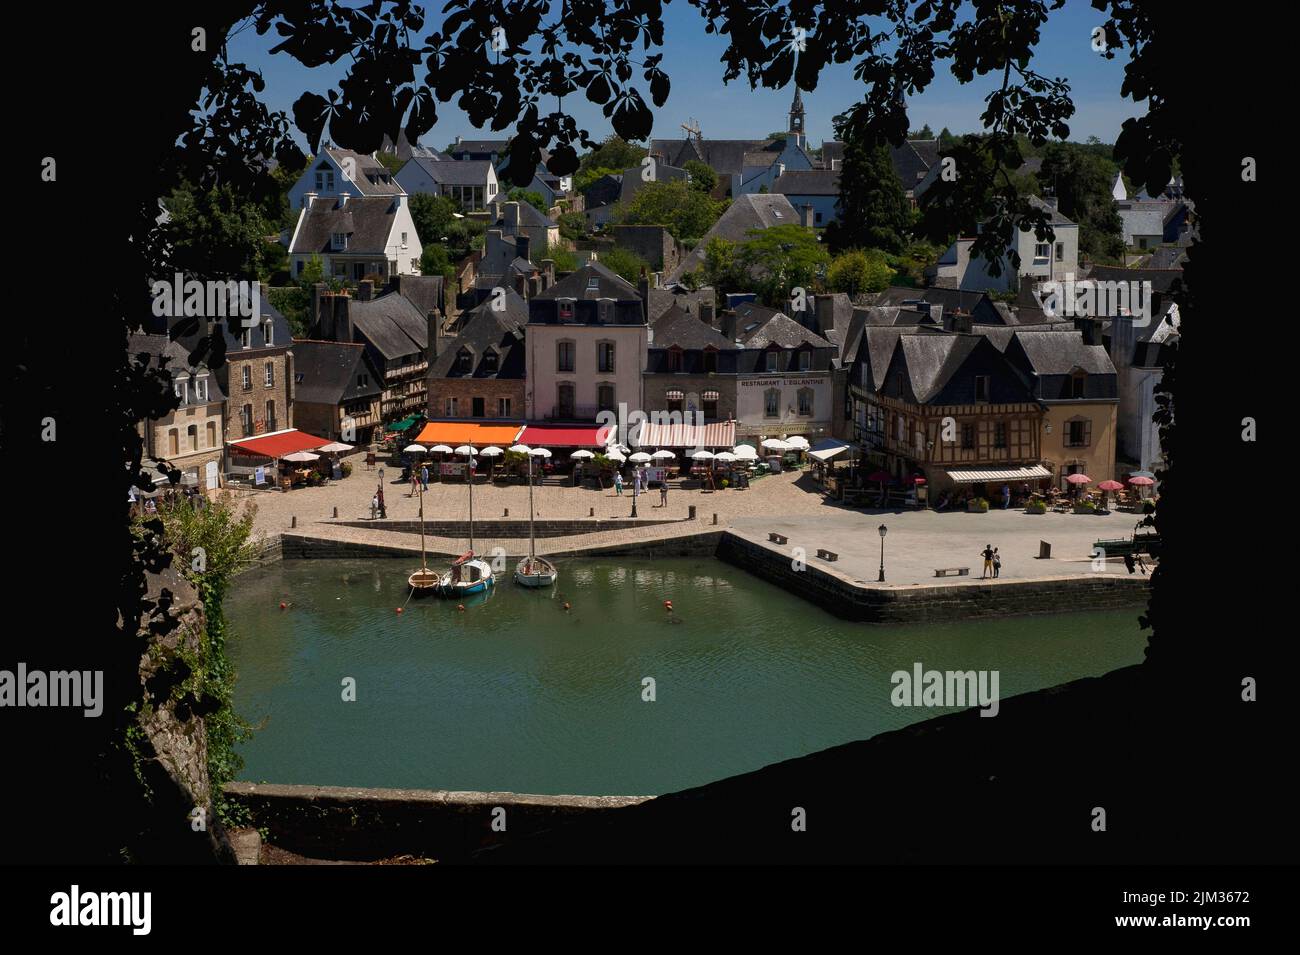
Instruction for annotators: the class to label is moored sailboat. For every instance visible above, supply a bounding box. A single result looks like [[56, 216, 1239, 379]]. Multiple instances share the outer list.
[[408, 477, 439, 597], [513, 445, 558, 587], [436, 446, 495, 597]]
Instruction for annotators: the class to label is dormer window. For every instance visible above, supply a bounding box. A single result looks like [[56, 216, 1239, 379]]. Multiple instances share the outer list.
[[558, 300, 575, 321], [974, 375, 991, 402], [668, 346, 683, 373], [263, 318, 274, 346], [765, 350, 780, 372], [241, 326, 251, 349], [331, 232, 349, 251], [798, 349, 811, 371], [174, 376, 190, 405], [1070, 371, 1086, 399], [315, 164, 335, 192], [194, 374, 208, 402], [482, 349, 499, 373], [702, 347, 718, 373], [587, 277, 600, 291], [598, 299, 613, 323], [455, 349, 473, 375]]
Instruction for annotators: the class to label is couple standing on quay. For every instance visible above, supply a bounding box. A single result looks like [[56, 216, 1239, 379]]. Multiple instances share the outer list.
[[982, 545, 1002, 579]]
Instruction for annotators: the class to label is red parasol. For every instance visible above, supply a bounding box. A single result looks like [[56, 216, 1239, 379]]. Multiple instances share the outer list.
[[1065, 473, 1092, 485], [1127, 476, 1155, 486], [1097, 480, 1124, 491]]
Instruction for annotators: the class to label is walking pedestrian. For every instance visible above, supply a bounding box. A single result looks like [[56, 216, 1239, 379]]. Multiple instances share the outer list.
[[993, 547, 1001, 578], [409, 471, 419, 497], [614, 472, 624, 496], [981, 544, 995, 579], [1001, 484, 1011, 509], [660, 483, 668, 508], [370, 493, 379, 520], [420, 464, 430, 491]]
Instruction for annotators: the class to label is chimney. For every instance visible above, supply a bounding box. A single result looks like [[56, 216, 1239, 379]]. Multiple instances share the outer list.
[[814, 294, 834, 335], [455, 135, 462, 146], [338, 192, 348, 208], [514, 273, 527, 297], [638, 267, 650, 324], [801, 203, 815, 228], [1109, 314, 1135, 372], [722, 309, 738, 342], [541, 258, 555, 289], [392, 194, 404, 210], [528, 275, 540, 298], [311, 282, 325, 335], [949, 309, 973, 334], [333, 293, 353, 343], [1074, 316, 1101, 347], [427, 310, 439, 364], [515, 234, 531, 265], [700, 300, 716, 326], [506, 201, 521, 231], [357, 279, 374, 302], [303, 190, 317, 209]]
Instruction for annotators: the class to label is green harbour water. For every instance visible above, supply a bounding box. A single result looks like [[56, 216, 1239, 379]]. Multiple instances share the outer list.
[[226, 557, 1147, 796]]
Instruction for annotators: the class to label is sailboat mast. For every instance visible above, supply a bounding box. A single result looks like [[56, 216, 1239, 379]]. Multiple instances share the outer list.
[[468, 452, 475, 554], [419, 481, 427, 571], [527, 453, 537, 561]]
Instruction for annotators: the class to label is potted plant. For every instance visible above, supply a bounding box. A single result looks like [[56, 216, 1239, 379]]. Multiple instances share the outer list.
[[1073, 499, 1097, 514], [967, 497, 990, 513], [339, 460, 353, 478], [1025, 499, 1047, 514]]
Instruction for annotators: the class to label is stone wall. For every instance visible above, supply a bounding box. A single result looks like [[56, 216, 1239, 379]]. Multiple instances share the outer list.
[[223, 782, 649, 862], [280, 529, 724, 561], [716, 532, 1150, 623], [335, 517, 678, 538]]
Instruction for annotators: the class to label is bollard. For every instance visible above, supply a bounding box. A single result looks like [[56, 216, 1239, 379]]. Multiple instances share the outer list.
[[712, 513, 718, 525], [589, 507, 595, 517], [1038, 540, 1052, 560], [688, 505, 696, 520], [332, 506, 338, 518], [291, 515, 297, 528], [504, 508, 509, 517]]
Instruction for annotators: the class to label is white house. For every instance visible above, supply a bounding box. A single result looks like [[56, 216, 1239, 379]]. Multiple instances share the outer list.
[[395, 156, 499, 212], [287, 146, 404, 208], [934, 197, 1079, 292], [286, 193, 424, 282]]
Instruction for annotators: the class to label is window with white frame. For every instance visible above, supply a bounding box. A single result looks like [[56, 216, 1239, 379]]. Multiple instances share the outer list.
[[798, 349, 811, 371], [242, 366, 251, 391], [174, 376, 189, 405], [265, 362, 275, 387], [445, 397, 458, 416], [194, 375, 208, 401], [597, 341, 615, 373], [331, 232, 348, 251], [1034, 242, 1050, 263], [497, 397, 511, 417], [765, 350, 779, 372]]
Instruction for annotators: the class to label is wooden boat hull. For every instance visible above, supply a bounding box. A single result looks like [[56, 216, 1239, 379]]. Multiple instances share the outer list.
[[408, 569, 441, 597], [514, 558, 558, 587]]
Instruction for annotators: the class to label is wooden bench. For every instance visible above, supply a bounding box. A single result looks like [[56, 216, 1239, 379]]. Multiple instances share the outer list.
[[934, 567, 970, 578], [768, 533, 788, 545], [816, 549, 839, 562]]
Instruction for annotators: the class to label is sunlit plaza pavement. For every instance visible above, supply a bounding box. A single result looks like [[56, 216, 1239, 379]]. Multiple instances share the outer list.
[[232, 459, 1152, 587]]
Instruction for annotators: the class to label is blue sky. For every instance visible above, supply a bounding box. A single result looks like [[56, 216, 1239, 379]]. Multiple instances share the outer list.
[[229, 2, 1142, 151]]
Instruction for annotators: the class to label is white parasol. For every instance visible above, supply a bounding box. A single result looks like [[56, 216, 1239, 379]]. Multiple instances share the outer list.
[[478, 446, 504, 457], [605, 449, 627, 462], [651, 450, 676, 460], [403, 444, 427, 454], [691, 450, 715, 461], [429, 444, 454, 454], [785, 436, 810, 450], [318, 441, 354, 453], [282, 451, 320, 462], [732, 445, 759, 460], [570, 449, 595, 459], [629, 451, 652, 463]]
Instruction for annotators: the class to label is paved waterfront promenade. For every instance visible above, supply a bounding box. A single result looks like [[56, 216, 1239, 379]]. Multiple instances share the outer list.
[[235, 463, 1152, 588]]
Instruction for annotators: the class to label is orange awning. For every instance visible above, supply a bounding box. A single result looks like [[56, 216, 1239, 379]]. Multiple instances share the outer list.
[[413, 421, 523, 446]]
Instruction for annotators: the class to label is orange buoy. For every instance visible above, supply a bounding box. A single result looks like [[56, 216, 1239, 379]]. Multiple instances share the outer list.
[[396, 607, 403, 614], [457, 604, 466, 612], [563, 601, 571, 611], [664, 600, 673, 611], [279, 602, 287, 610]]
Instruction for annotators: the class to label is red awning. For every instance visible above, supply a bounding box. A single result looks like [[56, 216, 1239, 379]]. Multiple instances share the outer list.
[[518, 425, 607, 447], [228, 429, 330, 458]]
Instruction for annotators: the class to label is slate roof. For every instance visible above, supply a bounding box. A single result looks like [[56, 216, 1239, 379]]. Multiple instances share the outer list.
[[647, 287, 713, 325], [431, 287, 527, 379], [350, 292, 427, 359], [499, 200, 557, 230], [859, 306, 942, 328], [1146, 246, 1188, 270], [449, 140, 510, 157], [853, 326, 906, 392], [895, 334, 982, 403], [618, 163, 688, 206], [127, 333, 227, 401], [323, 147, 403, 196], [771, 169, 840, 196], [388, 275, 445, 319], [533, 261, 640, 301], [735, 307, 834, 350], [1119, 206, 1167, 242], [165, 288, 293, 356], [1004, 331, 1116, 375], [407, 156, 495, 186], [821, 142, 844, 169], [667, 193, 799, 283], [1086, 265, 1185, 296], [290, 340, 382, 404], [651, 305, 735, 350], [1026, 195, 1076, 226], [891, 140, 939, 189], [650, 138, 778, 176], [290, 196, 399, 256]]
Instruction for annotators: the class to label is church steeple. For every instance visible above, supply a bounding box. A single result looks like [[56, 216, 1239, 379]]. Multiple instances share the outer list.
[[789, 87, 805, 141]]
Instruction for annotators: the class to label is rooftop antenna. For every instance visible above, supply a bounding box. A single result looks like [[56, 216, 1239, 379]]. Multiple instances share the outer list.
[[681, 119, 702, 144]]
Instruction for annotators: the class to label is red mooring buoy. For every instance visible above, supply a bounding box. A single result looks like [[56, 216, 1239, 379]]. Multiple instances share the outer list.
[[279, 602, 287, 610], [458, 604, 466, 612], [396, 607, 403, 614]]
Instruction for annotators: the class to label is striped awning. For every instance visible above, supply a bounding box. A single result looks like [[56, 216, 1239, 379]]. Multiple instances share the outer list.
[[637, 420, 737, 449], [946, 465, 1052, 484]]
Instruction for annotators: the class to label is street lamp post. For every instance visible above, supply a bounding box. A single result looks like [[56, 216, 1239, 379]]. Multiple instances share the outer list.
[[878, 523, 888, 582], [631, 477, 639, 518]]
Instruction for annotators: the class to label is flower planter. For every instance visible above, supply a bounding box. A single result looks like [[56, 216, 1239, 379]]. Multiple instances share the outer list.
[[967, 502, 989, 513]]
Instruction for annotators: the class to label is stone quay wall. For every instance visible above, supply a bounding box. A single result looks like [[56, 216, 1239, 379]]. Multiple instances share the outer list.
[[223, 782, 649, 863]]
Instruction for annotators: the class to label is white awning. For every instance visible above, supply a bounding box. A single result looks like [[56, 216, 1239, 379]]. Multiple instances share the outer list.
[[809, 445, 849, 462], [946, 465, 1052, 484]]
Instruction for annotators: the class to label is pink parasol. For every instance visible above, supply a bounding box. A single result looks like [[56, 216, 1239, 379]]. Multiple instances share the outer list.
[[1065, 473, 1092, 485], [1097, 480, 1124, 491], [1128, 476, 1155, 486]]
